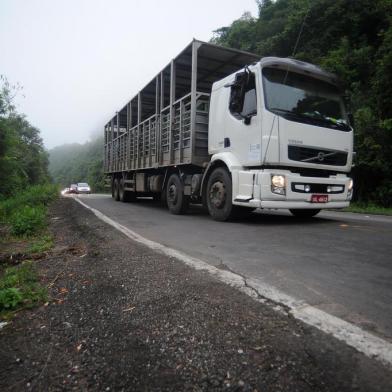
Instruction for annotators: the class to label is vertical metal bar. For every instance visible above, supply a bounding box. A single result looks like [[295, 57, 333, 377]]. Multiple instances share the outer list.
[[159, 72, 164, 165], [129, 101, 134, 169], [169, 60, 176, 164], [137, 93, 141, 169], [160, 72, 164, 111], [126, 105, 130, 171], [116, 112, 120, 170], [148, 118, 152, 167], [155, 75, 159, 165], [190, 40, 200, 164], [142, 122, 144, 168], [179, 99, 184, 163], [104, 125, 107, 172], [106, 125, 108, 172], [131, 101, 134, 170], [111, 119, 114, 172]]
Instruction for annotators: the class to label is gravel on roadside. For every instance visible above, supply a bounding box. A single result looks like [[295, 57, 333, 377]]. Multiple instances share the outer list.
[[1, 197, 391, 391]]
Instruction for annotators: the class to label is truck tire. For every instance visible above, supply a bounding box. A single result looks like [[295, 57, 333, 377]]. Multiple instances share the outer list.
[[166, 174, 189, 214], [113, 178, 120, 201], [118, 178, 135, 202], [111, 178, 115, 198], [206, 167, 237, 221], [289, 209, 320, 218]]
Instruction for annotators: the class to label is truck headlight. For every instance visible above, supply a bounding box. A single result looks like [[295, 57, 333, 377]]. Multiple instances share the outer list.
[[348, 179, 353, 191], [271, 175, 286, 195], [347, 179, 353, 199]]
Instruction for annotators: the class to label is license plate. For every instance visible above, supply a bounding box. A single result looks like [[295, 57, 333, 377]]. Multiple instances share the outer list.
[[311, 194, 328, 203]]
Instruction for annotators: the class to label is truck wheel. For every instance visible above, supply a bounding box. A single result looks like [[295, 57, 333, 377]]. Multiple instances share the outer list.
[[206, 167, 236, 221], [119, 178, 136, 202], [111, 178, 115, 198], [289, 209, 321, 218], [166, 174, 189, 214], [113, 178, 120, 201]]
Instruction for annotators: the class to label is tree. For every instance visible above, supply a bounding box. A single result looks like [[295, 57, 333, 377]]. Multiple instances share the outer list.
[[0, 77, 50, 197], [48, 136, 106, 192]]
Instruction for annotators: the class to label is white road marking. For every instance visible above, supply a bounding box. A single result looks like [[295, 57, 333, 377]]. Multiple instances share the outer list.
[[75, 197, 392, 367]]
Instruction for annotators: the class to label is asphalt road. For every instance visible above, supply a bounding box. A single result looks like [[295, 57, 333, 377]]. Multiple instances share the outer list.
[[77, 194, 392, 341]]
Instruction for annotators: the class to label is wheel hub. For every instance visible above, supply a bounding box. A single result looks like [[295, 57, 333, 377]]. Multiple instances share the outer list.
[[168, 184, 178, 204], [209, 181, 226, 208]]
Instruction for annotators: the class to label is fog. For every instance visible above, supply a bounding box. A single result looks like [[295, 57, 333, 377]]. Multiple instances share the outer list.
[[0, 0, 258, 148]]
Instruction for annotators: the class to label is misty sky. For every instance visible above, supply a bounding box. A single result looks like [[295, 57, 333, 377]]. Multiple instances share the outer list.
[[0, 0, 258, 149]]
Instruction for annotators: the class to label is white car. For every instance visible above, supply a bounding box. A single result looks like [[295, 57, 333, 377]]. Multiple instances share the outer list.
[[76, 182, 91, 194]]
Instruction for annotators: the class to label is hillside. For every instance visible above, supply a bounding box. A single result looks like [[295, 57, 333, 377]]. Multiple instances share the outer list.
[[48, 136, 105, 192]]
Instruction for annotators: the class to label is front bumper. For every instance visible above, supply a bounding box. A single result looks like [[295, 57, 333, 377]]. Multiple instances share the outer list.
[[233, 169, 352, 209]]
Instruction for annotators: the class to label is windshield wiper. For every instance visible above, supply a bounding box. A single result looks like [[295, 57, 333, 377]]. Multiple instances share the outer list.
[[268, 107, 311, 122], [269, 108, 350, 130], [269, 108, 296, 115], [301, 111, 349, 130]]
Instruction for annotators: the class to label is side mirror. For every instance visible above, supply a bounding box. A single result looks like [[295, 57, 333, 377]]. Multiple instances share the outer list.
[[243, 110, 257, 125], [348, 113, 355, 128], [225, 71, 247, 88], [244, 115, 252, 125]]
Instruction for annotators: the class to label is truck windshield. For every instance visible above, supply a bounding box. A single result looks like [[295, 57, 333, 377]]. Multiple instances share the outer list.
[[262, 67, 350, 132]]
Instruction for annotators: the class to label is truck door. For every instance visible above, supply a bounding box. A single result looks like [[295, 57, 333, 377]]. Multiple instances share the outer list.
[[225, 69, 262, 166]]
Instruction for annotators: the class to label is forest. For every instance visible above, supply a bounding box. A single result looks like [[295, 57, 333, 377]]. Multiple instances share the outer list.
[[0, 77, 49, 198], [48, 137, 105, 192]]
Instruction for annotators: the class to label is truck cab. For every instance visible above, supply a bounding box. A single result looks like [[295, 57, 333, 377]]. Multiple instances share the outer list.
[[206, 57, 353, 219]]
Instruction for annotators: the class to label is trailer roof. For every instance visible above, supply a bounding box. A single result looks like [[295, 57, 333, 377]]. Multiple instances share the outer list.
[[106, 39, 260, 126]]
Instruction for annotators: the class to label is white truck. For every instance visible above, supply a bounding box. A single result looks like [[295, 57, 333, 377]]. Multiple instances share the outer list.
[[104, 40, 353, 221]]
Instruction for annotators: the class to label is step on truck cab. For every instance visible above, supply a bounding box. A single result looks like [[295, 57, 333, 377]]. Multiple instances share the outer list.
[[104, 40, 354, 221]]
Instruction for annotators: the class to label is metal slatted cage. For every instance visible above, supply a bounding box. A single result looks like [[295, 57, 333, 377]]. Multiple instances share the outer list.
[[104, 40, 260, 174]]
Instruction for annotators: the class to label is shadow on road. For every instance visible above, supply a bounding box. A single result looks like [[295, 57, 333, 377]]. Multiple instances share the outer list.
[[130, 197, 338, 227]]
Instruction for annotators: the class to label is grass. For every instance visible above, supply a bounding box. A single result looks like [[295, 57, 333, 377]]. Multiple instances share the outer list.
[[28, 235, 54, 254], [343, 202, 392, 216], [9, 205, 46, 236], [0, 184, 58, 236], [0, 262, 47, 319], [0, 185, 57, 319]]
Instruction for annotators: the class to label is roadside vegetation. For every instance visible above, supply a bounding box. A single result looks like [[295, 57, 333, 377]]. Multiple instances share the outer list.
[[0, 184, 58, 235], [0, 77, 50, 197], [212, 0, 392, 208], [0, 262, 47, 319], [0, 78, 58, 318], [343, 203, 392, 216], [0, 184, 58, 318], [49, 136, 106, 192]]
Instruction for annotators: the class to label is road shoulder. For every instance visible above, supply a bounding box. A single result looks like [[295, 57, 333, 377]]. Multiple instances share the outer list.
[[1, 197, 391, 391]]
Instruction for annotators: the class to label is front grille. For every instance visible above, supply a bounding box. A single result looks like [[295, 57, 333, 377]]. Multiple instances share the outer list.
[[291, 183, 345, 194], [288, 145, 348, 166], [296, 168, 337, 177]]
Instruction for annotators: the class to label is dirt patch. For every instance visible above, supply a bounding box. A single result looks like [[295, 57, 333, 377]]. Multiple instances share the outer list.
[[0, 197, 391, 391]]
